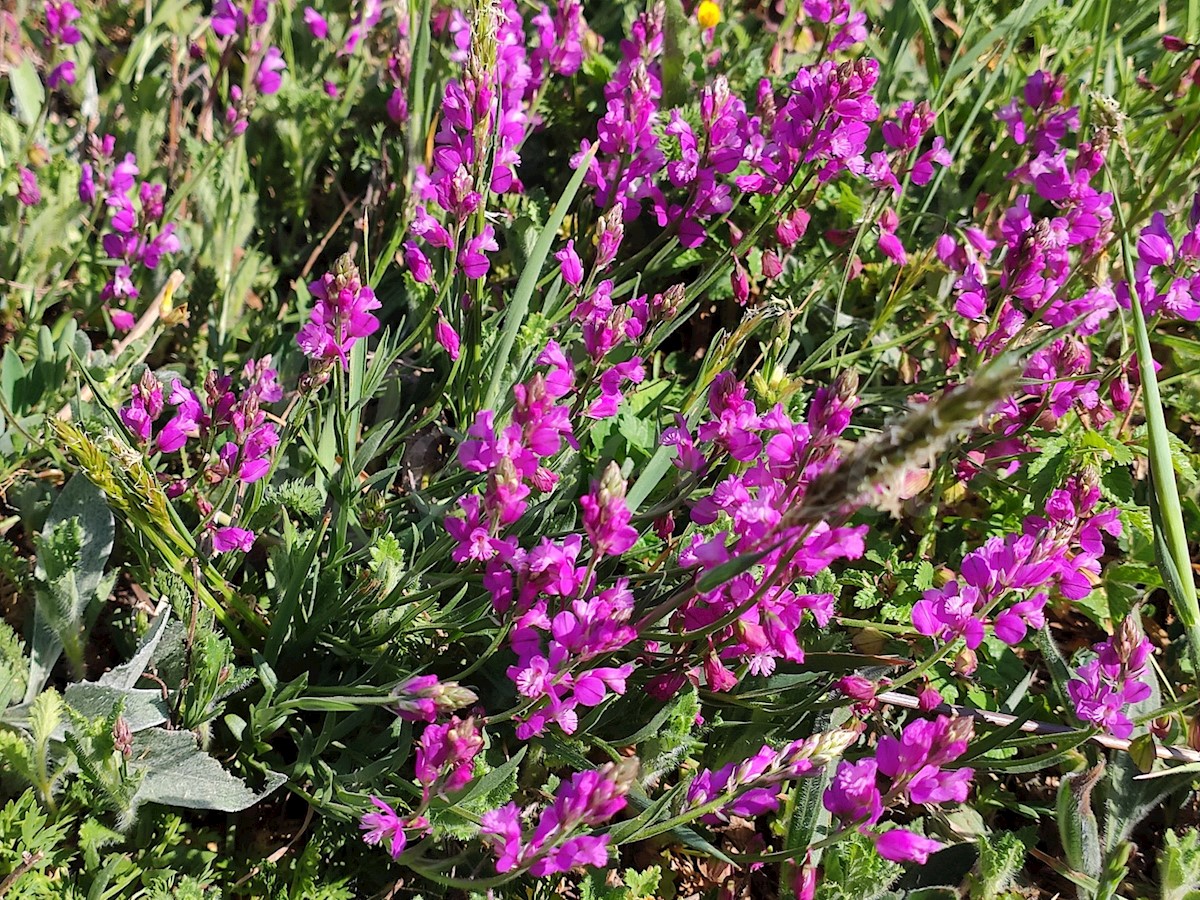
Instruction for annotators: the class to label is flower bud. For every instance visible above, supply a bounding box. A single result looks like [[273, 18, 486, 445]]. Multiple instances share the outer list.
[[836, 675, 876, 702], [113, 715, 133, 757], [953, 647, 978, 677]]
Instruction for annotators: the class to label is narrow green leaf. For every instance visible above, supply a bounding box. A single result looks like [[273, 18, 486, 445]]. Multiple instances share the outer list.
[[482, 144, 597, 411]]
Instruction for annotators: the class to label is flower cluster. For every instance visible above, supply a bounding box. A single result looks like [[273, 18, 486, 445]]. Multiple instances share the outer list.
[[79, 136, 181, 331], [1068, 615, 1153, 738], [651, 373, 867, 693], [43, 0, 82, 87], [362, 683, 484, 860], [1128, 205, 1200, 321], [823, 715, 974, 864], [913, 473, 1120, 650], [391, 675, 478, 723], [941, 71, 1120, 475], [684, 728, 858, 824], [415, 715, 484, 803], [119, 357, 282, 553], [481, 759, 637, 877], [17, 166, 41, 208], [297, 254, 381, 372], [210, 0, 286, 96], [406, 0, 589, 288]]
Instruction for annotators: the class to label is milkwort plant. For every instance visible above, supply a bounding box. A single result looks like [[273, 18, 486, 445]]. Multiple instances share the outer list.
[[5, 0, 1200, 897]]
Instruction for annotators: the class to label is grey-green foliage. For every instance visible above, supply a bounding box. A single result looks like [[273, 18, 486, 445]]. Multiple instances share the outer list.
[[1058, 765, 1104, 886], [969, 831, 1027, 899], [26, 475, 115, 700], [1161, 829, 1200, 900], [125, 727, 286, 814], [580, 866, 662, 900], [817, 830, 903, 900], [0, 619, 28, 709]]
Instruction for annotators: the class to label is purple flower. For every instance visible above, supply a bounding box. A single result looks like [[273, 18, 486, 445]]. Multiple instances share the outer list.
[[1068, 616, 1153, 739], [435, 311, 461, 361], [481, 760, 636, 876], [403, 241, 432, 283], [415, 716, 483, 800], [460, 225, 498, 279], [44, 0, 82, 44], [48, 60, 76, 88], [211, 526, 255, 554], [303, 6, 328, 39], [210, 0, 245, 37], [824, 758, 883, 825], [17, 168, 41, 207], [580, 462, 638, 558], [297, 254, 381, 369], [256, 46, 286, 95], [555, 239, 584, 287], [360, 796, 407, 859], [874, 829, 944, 864]]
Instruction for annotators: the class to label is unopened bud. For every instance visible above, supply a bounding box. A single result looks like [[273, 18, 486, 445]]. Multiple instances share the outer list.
[[954, 647, 978, 677], [835, 675, 876, 702], [113, 715, 133, 757], [598, 460, 627, 504], [1147, 717, 1171, 742]]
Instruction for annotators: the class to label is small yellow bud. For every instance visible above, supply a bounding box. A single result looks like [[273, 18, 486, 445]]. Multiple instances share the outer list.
[[697, 0, 721, 29]]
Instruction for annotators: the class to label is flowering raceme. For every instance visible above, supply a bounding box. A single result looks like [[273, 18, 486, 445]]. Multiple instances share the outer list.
[[913, 473, 1120, 648], [79, 136, 182, 331], [297, 254, 381, 370], [119, 357, 283, 553], [1068, 615, 1154, 738], [651, 373, 867, 693], [823, 716, 973, 863], [480, 760, 637, 876]]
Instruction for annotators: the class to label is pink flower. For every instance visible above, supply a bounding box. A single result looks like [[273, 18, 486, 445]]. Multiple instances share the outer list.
[[211, 526, 255, 554], [297, 254, 381, 369], [256, 46, 286, 95], [435, 311, 461, 361], [303, 6, 328, 39], [874, 829, 944, 864], [460, 225, 498, 279], [580, 463, 638, 558], [360, 796, 407, 859], [403, 241, 433, 283], [17, 168, 40, 207], [555, 239, 584, 287]]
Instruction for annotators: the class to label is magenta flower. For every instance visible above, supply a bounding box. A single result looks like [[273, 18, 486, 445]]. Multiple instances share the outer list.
[[211, 526, 255, 554], [823, 758, 883, 825], [435, 311, 461, 361], [17, 168, 41, 207], [480, 760, 636, 876], [44, 0, 82, 44], [874, 829, 944, 864], [414, 716, 483, 801], [360, 796, 407, 859], [297, 254, 381, 370], [555, 239, 584, 287], [403, 241, 432, 283], [303, 6, 328, 39], [256, 46, 286, 95], [460, 225, 499, 279], [580, 463, 638, 558], [1068, 617, 1153, 739]]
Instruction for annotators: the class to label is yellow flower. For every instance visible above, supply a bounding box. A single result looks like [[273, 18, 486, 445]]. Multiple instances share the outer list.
[[697, 0, 721, 29]]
